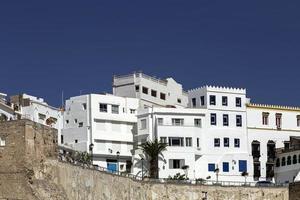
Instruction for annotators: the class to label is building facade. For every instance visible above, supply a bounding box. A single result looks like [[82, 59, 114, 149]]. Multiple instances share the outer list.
[[132, 84, 300, 183], [113, 72, 188, 108], [274, 137, 300, 184], [10, 94, 64, 144], [62, 94, 139, 173], [0, 93, 19, 121], [247, 104, 300, 182]]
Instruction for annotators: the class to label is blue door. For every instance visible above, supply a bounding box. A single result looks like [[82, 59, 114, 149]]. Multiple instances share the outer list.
[[107, 163, 117, 173], [239, 160, 247, 172]]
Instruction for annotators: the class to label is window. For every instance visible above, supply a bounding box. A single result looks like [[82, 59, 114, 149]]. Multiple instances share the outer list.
[[223, 162, 229, 172], [157, 118, 163, 125], [224, 138, 229, 147], [284, 142, 290, 150], [276, 158, 280, 167], [177, 98, 181, 103], [140, 119, 147, 130], [234, 138, 240, 148], [151, 90, 157, 97], [135, 85, 140, 92], [75, 139, 78, 143], [211, 113, 217, 125], [297, 115, 300, 127], [281, 157, 286, 166], [172, 118, 184, 126], [200, 96, 205, 106], [262, 112, 269, 125], [130, 109, 136, 114], [160, 137, 167, 144], [169, 159, 184, 169], [38, 113, 46, 120], [111, 105, 119, 114], [197, 138, 200, 148], [142, 87, 148, 94], [236, 115, 242, 127], [239, 160, 247, 172], [194, 119, 202, 127], [222, 96, 228, 106], [293, 155, 297, 164], [78, 122, 83, 127], [168, 137, 184, 146], [214, 138, 220, 147], [82, 103, 87, 110], [192, 98, 196, 107], [208, 163, 215, 172], [210, 95, 216, 105], [74, 119, 78, 123], [99, 103, 107, 112], [236, 97, 242, 107], [65, 120, 69, 124], [0, 137, 5, 146], [287, 156, 292, 165], [223, 114, 229, 126], [160, 93, 166, 100], [276, 113, 282, 129], [61, 135, 64, 144], [186, 137, 192, 147]]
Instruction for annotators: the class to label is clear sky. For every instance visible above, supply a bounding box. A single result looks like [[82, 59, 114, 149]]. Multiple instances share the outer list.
[[0, 1, 299, 107]]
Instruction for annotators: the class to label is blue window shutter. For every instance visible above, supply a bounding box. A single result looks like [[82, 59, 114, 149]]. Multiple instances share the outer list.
[[239, 160, 247, 172], [208, 163, 215, 172], [223, 162, 229, 172]]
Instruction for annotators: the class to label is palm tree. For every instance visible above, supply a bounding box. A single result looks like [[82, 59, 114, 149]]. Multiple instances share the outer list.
[[139, 139, 167, 179]]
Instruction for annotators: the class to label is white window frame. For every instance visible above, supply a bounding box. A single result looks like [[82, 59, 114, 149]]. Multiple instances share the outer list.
[[194, 118, 202, 127], [99, 103, 108, 112], [140, 119, 147, 130], [172, 118, 184, 126], [111, 105, 119, 114], [185, 137, 192, 147]]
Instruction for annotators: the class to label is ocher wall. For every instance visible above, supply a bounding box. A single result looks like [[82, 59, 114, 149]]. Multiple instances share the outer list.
[[44, 160, 289, 200]]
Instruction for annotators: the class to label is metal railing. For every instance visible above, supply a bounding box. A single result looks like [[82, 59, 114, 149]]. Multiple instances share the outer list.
[[57, 155, 288, 188]]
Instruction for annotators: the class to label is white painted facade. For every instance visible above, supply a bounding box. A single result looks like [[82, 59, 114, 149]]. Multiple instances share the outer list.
[[247, 104, 300, 182], [113, 72, 188, 108], [274, 137, 300, 184], [10, 94, 63, 143], [187, 86, 251, 182], [0, 93, 18, 121], [132, 85, 300, 183], [62, 94, 139, 173]]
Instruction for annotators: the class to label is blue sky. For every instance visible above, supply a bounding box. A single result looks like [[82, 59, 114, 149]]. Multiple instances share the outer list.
[[0, 1, 299, 107]]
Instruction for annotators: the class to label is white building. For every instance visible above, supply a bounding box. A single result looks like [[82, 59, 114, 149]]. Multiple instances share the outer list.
[[188, 86, 251, 182], [247, 104, 300, 182], [274, 137, 300, 184], [133, 107, 206, 179], [132, 84, 300, 184], [0, 93, 19, 121], [62, 93, 139, 173], [113, 72, 188, 108], [10, 94, 63, 143]]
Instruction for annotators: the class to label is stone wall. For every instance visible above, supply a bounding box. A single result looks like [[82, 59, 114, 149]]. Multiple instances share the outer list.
[[289, 182, 300, 200], [0, 120, 62, 200], [43, 160, 289, 200], [0, 120, 290, 200]]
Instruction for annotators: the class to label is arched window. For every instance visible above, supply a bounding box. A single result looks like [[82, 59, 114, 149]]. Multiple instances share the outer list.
[[287, 156, 292, 165], [282, 157, 286, 166], [293, 155, 297, 164], [276, 158, 280, 167]]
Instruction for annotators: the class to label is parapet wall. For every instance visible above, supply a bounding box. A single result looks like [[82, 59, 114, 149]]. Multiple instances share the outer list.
[[44, 160, 289, 200]]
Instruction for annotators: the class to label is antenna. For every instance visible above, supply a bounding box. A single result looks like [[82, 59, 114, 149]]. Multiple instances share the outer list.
[[61, 90, 64, 109]]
